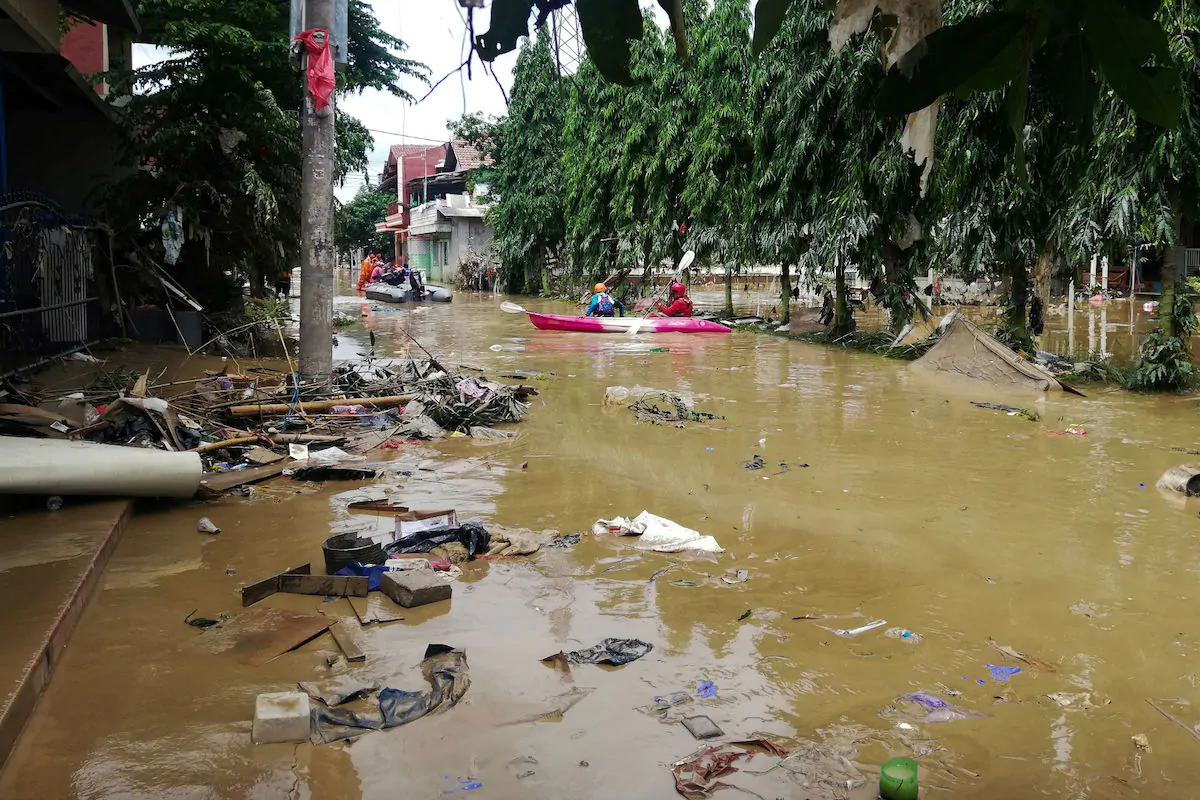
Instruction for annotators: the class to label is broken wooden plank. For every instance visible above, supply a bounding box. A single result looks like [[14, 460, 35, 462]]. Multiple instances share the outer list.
[[204, 606, 332, 666], [278, 573, 368, 598], [346, 594, 404, 625], [199, 459, 294, 495], [320, 608, 366, 662], [244, 446, 286, 465], [241, 564, 311, 607]]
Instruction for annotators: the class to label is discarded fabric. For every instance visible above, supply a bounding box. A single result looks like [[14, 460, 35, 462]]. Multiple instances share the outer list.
[[672, 739, 790, 800], [385, 522, 491, 561], [311, 644, 469, 744], [593, 511, 723, 554], [542, 638, 653, 667]]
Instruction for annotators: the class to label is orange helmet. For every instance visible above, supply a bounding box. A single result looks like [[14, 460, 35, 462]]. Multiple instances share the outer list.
[[594, 283, 607, 293]]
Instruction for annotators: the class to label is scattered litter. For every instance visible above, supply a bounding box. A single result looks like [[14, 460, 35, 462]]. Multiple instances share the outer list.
[[682, 715, 724, 740], [823, 619, 887, 637], [883, 627, 923, 643], [984, 664, 1021, 681], [650, 566, 673, 582], [721, 569, 749, 585], [987, 638, 1057, 672], [500, 687, 595, 726], [671, 580, 699, 587], [1132, 733, 1151, 752], [696, 681, 717, 699], [879, 692, 989, 724], [311, 644, 469, 744], [627, 391, 722, 427], [593, 511, 724, 553], [197, 517, 220, 535], [290, 465, 378, 481], [1145, 698, 1200, 743], [299, 676, 380, 706], [641, 692, 694, 724], [1046, 692, 1105, 709], [970, 401, 1020, 413], [737, 609, 752, 621], [1157, 465, 1200, 496], [740, 455, 765, 471], [548, 533, 581, 549], [1044, 426, 1086, 436], [671, 738, 790, 800], [541, 638, 653, 667], [184, 609, 221, 628]]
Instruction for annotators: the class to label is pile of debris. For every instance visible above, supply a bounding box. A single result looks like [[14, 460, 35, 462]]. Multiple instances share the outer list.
[[0, 358, 536, 501]]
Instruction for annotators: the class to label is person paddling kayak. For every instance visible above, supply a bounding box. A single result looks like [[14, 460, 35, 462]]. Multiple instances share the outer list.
[[651, 281, 693, 317], [585, 283, 624, 317]]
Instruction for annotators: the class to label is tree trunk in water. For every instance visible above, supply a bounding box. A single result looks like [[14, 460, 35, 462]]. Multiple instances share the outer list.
[[881, 241, 904, 333], [540, 247, 552, 296], [724, 262, 734, 317], [1161, 181, 1183, 339], [779, 261, 792, 325], [832, 259, 854, 336], [1007, 260, 1028, 339], [642, 241, 654, 298], [1033, 245, 1053, 317]]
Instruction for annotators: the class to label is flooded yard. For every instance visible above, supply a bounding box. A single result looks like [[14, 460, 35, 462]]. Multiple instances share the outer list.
[[4, 285, 1200, 799]]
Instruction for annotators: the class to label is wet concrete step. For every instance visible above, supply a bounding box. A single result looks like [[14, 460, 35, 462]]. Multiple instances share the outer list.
[[0, 499, 132, 770]]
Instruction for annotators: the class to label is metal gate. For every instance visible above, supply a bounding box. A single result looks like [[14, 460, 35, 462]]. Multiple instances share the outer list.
[[0, 192, 102, 377]]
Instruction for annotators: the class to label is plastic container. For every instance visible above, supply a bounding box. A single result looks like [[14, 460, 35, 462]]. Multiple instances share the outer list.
[[322, 533, 385, 573], [880, 757, 918, 800]]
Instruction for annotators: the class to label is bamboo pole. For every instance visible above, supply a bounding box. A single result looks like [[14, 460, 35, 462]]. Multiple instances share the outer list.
[[191, 436, 261, 452], [229, 394, 416, 417]]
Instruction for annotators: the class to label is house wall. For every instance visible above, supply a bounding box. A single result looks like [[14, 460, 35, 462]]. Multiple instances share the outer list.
[[448, 218, 492, 268], [0, 0, 60, 53], [7, 100, 123, 213], [60, 20, 107, 94]]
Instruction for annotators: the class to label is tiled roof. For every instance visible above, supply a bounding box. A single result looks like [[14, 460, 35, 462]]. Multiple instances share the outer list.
[[389, 144, 429, 164], [451, 140, 488, 171]]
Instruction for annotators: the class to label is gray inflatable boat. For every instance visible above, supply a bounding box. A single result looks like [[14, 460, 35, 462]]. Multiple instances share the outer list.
[[363, 270, 453, 303]]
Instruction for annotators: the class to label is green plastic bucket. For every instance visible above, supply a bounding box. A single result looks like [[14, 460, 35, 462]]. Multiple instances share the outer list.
[[879, 756, 918, 800]]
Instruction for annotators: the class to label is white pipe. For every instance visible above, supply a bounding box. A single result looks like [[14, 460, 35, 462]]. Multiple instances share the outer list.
[[1090, 255, 1098, 291], [0, 439, 202, 498], [1102, 257, 1109, 294], [1068, 279, 1075, 354]]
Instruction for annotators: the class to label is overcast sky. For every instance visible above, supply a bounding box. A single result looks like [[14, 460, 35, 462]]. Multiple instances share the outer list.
[[134, 1, 518, 203], [337, 0, 517, 200]]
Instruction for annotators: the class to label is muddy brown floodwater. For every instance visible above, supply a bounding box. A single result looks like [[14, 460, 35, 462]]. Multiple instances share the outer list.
[[5, 282, 1200, 799]]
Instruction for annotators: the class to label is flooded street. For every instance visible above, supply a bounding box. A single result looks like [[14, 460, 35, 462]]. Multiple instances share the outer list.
[[5, 285, 1200, 799]]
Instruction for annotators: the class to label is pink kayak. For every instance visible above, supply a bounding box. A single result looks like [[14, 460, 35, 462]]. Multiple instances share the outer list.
[[526, 311, 731, 334]]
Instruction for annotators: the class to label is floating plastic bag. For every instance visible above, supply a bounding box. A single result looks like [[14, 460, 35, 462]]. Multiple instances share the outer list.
[[879, 692, 988, 724]]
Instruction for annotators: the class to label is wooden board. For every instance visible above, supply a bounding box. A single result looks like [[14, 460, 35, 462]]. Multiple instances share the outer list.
[[205, 606, 332, 666], [242, 564, 310, 607], [199, 460, 294, 494], [321, 606, 366, 662], [242, 564, 368, 606], [346, 594, 405, 625], [279, 574, 369, 598]]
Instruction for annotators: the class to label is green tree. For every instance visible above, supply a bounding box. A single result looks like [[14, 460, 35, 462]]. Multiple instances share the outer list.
[[104, 0, 425, 305], [489, 28, 566, 294], [562, 60, 624, 286], [683, 0, 755, 317], [336, 186, 394, 260], [1082, 1, 1200, 388]]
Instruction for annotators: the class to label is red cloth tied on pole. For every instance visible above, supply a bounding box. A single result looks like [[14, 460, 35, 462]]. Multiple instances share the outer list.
[[295, 28, 335, 110]]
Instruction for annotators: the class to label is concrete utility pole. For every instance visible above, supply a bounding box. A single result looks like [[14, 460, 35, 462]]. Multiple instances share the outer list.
[[298, 0, 335, 380]]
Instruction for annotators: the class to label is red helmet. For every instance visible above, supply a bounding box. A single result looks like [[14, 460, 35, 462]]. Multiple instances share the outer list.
[[669, 281, 686, 297]]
